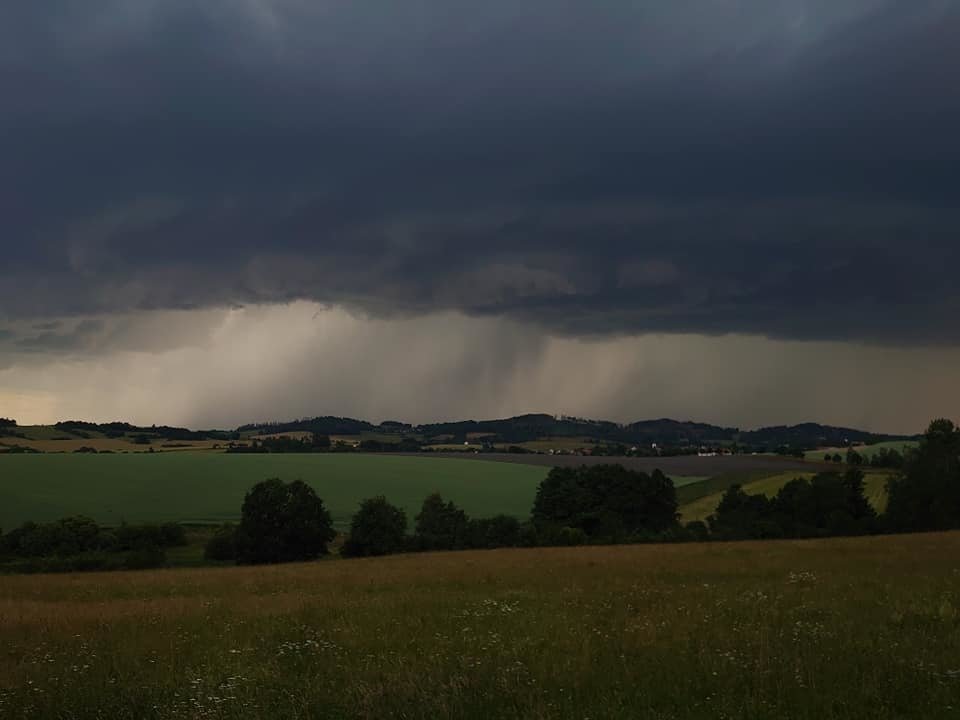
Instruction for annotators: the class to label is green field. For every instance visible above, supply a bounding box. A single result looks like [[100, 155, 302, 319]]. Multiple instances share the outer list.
[[805, 440, 918, 462], [0, 454, 549, 530], [2, 532, 959, 719], [0, 454, 709, 530]]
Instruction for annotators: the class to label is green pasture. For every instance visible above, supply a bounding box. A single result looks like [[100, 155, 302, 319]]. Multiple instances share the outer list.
[[805, 440, 918, 461], [0, 454, 549, 529], [0, 453, 708, 529]]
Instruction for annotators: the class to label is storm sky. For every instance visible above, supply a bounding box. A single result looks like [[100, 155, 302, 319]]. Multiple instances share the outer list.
[[1, 0, 958, 431]]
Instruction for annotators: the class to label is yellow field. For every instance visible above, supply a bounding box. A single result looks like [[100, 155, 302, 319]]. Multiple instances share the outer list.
[[0, 437, 223, 453], [680, 471, 891, 522]]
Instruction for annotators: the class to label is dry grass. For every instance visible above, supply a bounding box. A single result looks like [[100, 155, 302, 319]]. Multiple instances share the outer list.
[[0, 437, 224, 453], [1, 534, 959, 718]]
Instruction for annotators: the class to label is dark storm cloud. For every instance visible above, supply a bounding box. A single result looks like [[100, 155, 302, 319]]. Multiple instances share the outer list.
[[1, 0, 958, 343]]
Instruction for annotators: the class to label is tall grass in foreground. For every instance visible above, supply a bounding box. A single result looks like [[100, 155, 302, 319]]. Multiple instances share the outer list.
[[1, 533, 959, 719]]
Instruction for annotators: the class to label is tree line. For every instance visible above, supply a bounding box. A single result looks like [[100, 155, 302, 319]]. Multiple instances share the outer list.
[[0, 519, 187, 573]]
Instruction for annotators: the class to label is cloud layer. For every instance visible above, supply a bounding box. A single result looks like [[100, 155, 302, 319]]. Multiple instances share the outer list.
[[1, 304, 958, 433], [2, 0, 959, 343]]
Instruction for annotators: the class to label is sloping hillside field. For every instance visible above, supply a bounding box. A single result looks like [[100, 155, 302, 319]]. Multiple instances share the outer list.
[[0, 454, 550, 529], [1, 533, 958, 718]]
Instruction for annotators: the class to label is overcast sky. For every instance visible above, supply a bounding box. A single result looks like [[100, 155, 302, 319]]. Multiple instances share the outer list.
[[1, 1, 958, 432]]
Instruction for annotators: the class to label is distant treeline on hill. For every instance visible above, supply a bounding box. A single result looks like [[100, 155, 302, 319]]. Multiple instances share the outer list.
[[52, 421, 237, 442], [234, 414, 916, 454], [2, 413, 919, 456]]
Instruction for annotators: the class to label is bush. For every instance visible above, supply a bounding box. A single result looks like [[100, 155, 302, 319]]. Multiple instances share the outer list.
[[160, 523, 188, 547], [235, 478, 336, 564], [467, 515, 522, 549], [684, 520, 710, 542], [342, 497, 408, 558], [115, 524, 165, 551], [204, 524, 238, 562], [557, 526, 588, 546], [124, 546, 167, 570], [413, 494, 470, 551], [3, 516, 108, 557]]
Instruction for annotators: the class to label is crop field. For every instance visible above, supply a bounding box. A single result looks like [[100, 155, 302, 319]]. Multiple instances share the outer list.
[[804, 440, 918, 462], [679, 471, 891, 523], [0, 426, 223, 454], [0, 454, 551, 530], [422, 451, 822, 476], [1, 532, 958, 719], [493, 437, 597, 452]]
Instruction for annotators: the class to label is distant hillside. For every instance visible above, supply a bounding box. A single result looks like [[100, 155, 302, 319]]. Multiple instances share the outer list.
[[1, 413, 917, 455], [232, 414, 916, 451]]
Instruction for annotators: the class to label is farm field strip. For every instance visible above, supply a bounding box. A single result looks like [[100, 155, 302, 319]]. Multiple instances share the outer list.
[[401, 452, 823, 475], [804, 440, 918, 461], [0, 454, 547, 529]]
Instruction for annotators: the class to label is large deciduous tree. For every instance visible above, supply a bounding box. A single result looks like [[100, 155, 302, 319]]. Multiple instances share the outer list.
[[235, 478, 335, 564]]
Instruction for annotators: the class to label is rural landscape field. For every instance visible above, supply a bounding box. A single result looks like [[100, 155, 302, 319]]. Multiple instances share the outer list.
[[0, 453, 550, 529], [4, 2, 960, 717], [2, 533, 959, 719]]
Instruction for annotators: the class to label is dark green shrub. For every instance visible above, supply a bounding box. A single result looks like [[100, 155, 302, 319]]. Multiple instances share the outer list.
[[413, 494, 470, 551], [204, 524, 238, 562], [160, 523, 188, 547], [557, 526, 588, 546], [467, 515, 522, 549], [124, 546, 167, 570], [342, 496, 408, 558]]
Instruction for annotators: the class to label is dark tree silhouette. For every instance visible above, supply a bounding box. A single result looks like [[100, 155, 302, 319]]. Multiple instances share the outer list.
[[235, 478, 335, 564]]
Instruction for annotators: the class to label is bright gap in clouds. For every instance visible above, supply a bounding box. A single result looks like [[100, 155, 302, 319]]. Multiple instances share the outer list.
[[1, 302, 957, 433]]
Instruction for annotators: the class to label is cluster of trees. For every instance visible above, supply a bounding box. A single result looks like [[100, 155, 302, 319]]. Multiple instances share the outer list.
[[0, 518, 186, 573], [885, 420, 960, 532], [0, 417, 16, 428], [821, 446, 906, 468], [225, 434, 423, 454], [713, 420, 959, 539], [207, 465, 684, 565], [708, 469, 878, 540], [204, 481, 532, 564], [226, 434, 333, 454], [531, 465, 679, 542]]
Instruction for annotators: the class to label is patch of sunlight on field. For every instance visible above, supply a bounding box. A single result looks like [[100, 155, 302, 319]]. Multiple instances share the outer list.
[[671, 475, 709, 488], [679, 471, 892, 522], [804, 440, 918, 461]]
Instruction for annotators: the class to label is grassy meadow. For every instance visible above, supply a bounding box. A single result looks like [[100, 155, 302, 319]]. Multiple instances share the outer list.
[[1, 532, 959, 719]]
